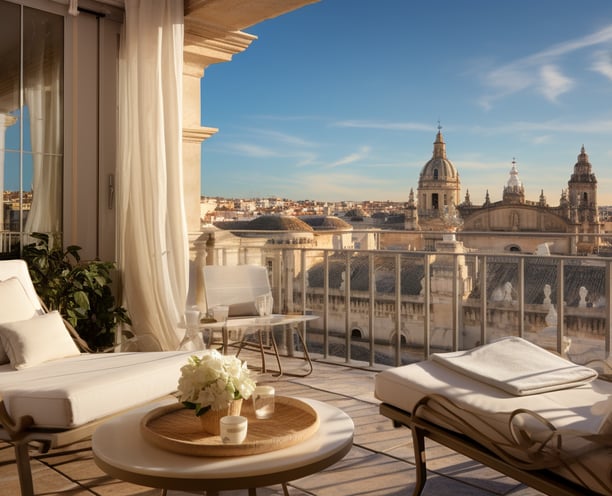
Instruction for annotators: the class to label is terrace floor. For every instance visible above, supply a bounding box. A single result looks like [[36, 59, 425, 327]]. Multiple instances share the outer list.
[[0, 350, 547, 496]]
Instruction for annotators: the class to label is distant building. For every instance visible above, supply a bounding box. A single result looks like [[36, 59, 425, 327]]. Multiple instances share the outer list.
[[406, 128, 603, 254], [409, 127, 461, 231]]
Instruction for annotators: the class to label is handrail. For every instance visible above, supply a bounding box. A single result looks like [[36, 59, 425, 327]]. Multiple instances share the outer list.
[[194, 231, 612, 370]]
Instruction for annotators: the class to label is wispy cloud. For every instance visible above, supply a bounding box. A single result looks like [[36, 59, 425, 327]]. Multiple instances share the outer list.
[[591, 50, 612, 80], [479, 23, 612, 108], [279, 172, 404, 201], [232, 143, 283, 158], [538, 65, 574, 102], [326, 146, 371, 168], [251, 129, 317, 148], [467, 119, 612, 135], [333, 120, 433, 131]]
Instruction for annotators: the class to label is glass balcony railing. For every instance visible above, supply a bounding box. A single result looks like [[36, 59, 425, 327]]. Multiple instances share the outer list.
[[192, 229, 612, 372]]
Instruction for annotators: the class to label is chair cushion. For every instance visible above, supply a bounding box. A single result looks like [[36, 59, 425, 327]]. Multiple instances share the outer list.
[[0, 277, 39, 364], [0, 311, 81, 369], [0, 350, 194, 428]]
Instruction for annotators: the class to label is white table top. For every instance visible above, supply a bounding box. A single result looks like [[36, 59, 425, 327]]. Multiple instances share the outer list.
[[92, 397, 354, 492], [200, 313, 318, 329]]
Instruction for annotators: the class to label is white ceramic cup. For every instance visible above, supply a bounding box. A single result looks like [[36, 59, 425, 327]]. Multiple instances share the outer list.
[[220, 415, 248, 444], [252, 385, 275, 419], [212, 305, 229, 322]]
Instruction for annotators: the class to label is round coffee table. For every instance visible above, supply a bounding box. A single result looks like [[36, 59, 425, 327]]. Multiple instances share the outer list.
[[92, 397, 354, 494]]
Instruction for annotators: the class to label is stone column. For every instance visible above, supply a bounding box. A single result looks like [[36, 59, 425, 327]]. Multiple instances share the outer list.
[[182, 18, 257, 234]]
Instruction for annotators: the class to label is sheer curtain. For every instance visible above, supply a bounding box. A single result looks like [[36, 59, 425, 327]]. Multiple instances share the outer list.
[[24, 14, 63, 237], [117, 0, 188, 350]]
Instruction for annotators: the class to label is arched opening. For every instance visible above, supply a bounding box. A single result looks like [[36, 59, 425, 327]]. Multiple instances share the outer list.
[[389, 332, 407, 345], [432, 193, 439, 210], [506, 244, 521, 252], [351, 328, 363, 339]]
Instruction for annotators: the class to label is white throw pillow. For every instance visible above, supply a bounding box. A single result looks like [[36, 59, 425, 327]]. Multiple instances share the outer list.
[[0, 277, 38, 364], [0, 311, 81, 369]]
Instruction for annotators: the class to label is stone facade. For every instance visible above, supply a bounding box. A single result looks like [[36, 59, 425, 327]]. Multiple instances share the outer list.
[[407, 128, 603, 255]]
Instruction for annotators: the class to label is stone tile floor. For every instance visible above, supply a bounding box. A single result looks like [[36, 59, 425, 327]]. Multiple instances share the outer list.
[[0, 352, 545, 496]]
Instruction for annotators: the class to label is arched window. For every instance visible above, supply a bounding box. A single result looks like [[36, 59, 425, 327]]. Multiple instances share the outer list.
[[433, 168, 439, 180]]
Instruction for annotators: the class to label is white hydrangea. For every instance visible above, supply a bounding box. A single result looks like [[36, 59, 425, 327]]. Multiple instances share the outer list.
[[177, 350, 256, 415]]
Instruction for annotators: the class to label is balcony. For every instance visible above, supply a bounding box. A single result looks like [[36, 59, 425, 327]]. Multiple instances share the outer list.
[[1, 229, 610, 495], [0, 348, 560, 496]]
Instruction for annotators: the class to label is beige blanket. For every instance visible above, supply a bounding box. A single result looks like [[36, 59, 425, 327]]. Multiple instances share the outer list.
[[431, 337, 598, 396]]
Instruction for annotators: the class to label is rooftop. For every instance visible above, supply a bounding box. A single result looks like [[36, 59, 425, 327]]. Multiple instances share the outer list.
[[0, 349, 546, 496]]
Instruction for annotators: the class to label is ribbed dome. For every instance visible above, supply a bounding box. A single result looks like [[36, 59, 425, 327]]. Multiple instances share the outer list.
[[300, 215, 352, 230], [247, 215, 314, 232], [419, 130, 458, 182]]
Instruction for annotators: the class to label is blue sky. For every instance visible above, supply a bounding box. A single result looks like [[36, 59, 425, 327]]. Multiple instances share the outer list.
[[200, 0, 612, 205]]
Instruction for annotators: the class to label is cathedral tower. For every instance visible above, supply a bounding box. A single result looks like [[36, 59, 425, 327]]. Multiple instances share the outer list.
[[417, 126, 461, 227], [567, 145, 598, 224]]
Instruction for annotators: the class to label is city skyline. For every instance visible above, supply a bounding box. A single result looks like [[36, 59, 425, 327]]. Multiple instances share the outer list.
[[201, 0, 612, 205]]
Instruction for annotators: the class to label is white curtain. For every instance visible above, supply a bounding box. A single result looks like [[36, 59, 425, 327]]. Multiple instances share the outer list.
[[24, 26, 63, 236], [117, 0, 188, 351]]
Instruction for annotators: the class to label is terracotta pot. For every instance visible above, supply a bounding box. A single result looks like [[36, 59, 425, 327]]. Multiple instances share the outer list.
[[199, 399, 243, 435]]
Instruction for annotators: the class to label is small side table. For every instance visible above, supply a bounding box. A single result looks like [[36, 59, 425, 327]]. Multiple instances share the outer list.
[[93, 397, 354, 495]]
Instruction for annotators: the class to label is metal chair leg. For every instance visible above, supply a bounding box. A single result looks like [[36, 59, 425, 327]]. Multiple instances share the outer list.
[[411, 425, 427, 496], [15, 441, 34, 496]]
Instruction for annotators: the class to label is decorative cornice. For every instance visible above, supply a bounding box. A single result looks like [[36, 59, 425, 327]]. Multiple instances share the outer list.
[[183, 18, 257, 77], [183, 126, 218, 144]]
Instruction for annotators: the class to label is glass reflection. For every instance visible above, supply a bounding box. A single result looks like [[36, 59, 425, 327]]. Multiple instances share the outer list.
[[0, 2, 63, 256]]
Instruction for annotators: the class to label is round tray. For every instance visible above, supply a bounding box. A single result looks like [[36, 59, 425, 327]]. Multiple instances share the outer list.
[[140, 396, 319, 457]]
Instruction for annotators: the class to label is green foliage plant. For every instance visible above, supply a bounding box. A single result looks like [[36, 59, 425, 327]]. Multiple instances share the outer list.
[[21, 233, 131, 351]]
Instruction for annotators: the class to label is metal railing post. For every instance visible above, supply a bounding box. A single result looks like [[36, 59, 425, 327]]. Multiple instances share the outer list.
[[368, 252, 375, 367], [423, 253, 431, 360], [395, 253, 402, 366], [344, 251, 351, 364]]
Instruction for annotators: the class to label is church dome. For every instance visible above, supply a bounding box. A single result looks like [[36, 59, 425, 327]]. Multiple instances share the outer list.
[[300, 215, 352, 230], [247, 215, 313, 232], [418, 129, 459, 183]]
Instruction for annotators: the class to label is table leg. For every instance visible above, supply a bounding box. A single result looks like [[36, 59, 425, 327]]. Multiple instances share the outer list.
[[269, 329, 284, 377]]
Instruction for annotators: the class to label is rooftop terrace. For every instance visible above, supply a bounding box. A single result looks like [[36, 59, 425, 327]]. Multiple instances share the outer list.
[[0, 349, 547, 496]]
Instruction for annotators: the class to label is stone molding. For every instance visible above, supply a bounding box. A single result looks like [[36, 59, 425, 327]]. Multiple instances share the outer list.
[[183, 126, 218, 144], [184, 18, 257, 77]]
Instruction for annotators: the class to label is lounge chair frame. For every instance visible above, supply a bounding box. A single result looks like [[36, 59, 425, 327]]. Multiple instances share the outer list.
[[0, 259, 184, 496], [0, 395, 174, 496], [379, 399, 606, 496]]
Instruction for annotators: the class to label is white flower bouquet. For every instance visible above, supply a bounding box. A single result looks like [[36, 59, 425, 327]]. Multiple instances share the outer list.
[[177, 350, 256, 416]]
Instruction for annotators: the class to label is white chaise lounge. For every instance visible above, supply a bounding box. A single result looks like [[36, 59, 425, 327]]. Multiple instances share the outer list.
[[0, 259, 194, 496], [375, 337, 612, 496]]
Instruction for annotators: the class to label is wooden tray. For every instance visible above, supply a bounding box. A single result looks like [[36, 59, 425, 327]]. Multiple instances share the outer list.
[[140, 396, 319, 457]]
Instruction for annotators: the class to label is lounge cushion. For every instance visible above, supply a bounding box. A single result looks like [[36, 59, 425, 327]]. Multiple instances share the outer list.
[[0, 277, 39, 364], [0, 351, 194, 428], [430, 336, 598, 395], [0, 311, 81, 369]]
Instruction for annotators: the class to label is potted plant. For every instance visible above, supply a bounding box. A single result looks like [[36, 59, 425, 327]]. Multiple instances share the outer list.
[[21, 232, 131, 351]]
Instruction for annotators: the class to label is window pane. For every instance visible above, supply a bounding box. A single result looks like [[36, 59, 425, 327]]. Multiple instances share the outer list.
[[23, 7, 63, 237], [0, 1, 20, 254]]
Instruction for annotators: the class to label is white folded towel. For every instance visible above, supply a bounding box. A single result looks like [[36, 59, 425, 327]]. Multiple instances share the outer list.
[[431, 337, 598, 396]]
